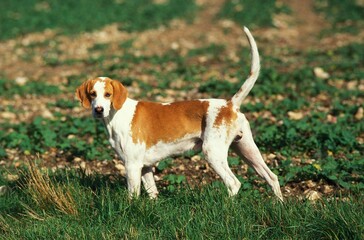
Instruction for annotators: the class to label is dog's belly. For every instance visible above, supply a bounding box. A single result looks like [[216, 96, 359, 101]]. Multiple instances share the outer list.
[[143, 136, 202, 166]]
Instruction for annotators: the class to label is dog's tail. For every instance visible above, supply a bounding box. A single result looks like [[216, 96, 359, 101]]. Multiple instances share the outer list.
[[231, 27, 260, 108]]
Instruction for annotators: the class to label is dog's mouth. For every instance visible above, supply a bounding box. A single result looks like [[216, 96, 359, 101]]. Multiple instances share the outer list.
[[93, 113, 103, 118], [92, 106, 108, 118], [92, 111, 105, 119]]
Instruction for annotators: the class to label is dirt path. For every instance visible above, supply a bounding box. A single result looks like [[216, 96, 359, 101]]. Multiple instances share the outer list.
[[284, 0, 328, 50]]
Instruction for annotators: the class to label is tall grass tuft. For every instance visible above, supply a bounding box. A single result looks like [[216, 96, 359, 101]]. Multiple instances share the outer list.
[[21, 161, 78, 217]]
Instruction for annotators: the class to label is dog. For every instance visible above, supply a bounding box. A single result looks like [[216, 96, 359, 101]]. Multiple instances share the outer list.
[[76, 27, 283, 201]]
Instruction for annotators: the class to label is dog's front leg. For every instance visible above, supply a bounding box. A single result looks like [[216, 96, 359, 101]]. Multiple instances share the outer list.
[[142, 166, 159, 199], [125, 161, 143, 198]]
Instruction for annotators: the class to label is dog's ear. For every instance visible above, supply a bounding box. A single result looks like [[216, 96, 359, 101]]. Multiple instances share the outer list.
[[111, 80, 128, 110], [76, 80, 92, 109]]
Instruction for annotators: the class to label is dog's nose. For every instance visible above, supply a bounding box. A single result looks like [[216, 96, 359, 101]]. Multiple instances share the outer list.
[[95, 106, 104, 113]]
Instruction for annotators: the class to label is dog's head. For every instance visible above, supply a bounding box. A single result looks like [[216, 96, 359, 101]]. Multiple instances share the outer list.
[[76, 77, 128, 118]]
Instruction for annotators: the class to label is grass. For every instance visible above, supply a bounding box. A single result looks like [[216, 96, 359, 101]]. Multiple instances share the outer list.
[[0, 79, 61, 97], [218, 0, 290, 28], [0, 0, 197, 41], [315, 0, 364, 34], [0, 165, 363, 239], [0, 116, 111, 160], [20, 161, 78, 216]]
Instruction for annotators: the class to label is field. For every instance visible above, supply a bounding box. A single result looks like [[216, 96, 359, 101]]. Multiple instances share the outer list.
[[0, 0, 363, 239]]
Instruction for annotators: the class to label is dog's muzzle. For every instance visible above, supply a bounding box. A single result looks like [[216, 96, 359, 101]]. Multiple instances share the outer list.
[[93, 106, 104, 118]]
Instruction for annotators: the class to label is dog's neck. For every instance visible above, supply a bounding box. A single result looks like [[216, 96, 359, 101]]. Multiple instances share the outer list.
[[100, 98, 138, 138]]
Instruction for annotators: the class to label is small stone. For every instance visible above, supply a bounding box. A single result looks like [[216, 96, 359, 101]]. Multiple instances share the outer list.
[[6, 174, 19, 182], [305, 190, 321, 201], [68, 134, 76, 139], [57, 164, 65, 169], [85, 168, 92, 176], [115, 163, 125, 175], [288, 111, 304, 120], [41, 109, 54, 119], [355, 107, 363, 120], [198, 56, 207, 63], [306, 180, 316, 188], [314, 67, 329, 79], [1, 112, 16, 120], [326, 114, 337, 123], [171, 42, 179, 50], [219, 19, 235, 29], [0, 186, 8, 196], [14, 162, 22, 168], [15, 76, 28, 86], [347, 81, 357, 90], [322, 185, 333, 194], [73, 157, 82, 163], [115, 163, 124, 171], [80, 162, 86, 169], [191, 155, 201, 162]]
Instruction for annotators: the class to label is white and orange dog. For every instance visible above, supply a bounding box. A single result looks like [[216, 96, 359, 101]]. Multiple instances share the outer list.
[[76, 27, 283, 201]]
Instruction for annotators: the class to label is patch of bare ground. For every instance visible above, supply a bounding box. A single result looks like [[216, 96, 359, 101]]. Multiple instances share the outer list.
[[0, 0, 250, 82]]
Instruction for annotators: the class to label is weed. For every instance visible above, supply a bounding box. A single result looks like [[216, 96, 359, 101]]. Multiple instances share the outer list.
[[20, 161, 78, 216]]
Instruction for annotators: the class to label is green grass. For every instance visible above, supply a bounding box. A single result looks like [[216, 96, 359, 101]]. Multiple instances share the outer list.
[[0, 0, 197, 41], [0, 167, 363, 239], [0, 116, 110, 160], [0, 79, 61, 97], [218, 0, 290, 28], [315, 0, 364, 34]]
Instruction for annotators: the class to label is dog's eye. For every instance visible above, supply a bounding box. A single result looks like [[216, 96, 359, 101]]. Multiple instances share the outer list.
[[105, 93, 111, 98], [90, 92, 96, 98]]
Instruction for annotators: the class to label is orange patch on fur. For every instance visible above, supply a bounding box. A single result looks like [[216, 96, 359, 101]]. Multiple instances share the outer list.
[[213, 101, 237, 127], [76, 79, 99, 108], [131, 101, 209, 148]]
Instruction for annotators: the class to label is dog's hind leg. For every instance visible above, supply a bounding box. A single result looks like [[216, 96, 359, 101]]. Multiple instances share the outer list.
[[231, 115, 283, 201], [203, 141, 241, 196]]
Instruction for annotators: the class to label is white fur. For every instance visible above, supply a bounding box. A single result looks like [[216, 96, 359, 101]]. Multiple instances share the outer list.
[[92, 81, 112, 118], [144, 133, 201, 165]]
